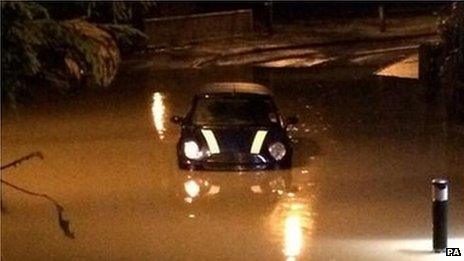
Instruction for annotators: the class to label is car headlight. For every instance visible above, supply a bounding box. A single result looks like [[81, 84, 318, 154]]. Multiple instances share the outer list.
[[268, 142, 286, 160], [183, 141, 204, 159]]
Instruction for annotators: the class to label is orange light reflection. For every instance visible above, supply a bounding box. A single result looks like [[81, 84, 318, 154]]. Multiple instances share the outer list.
[[152, 92, 166, 140], [270, 194, 313, 261]]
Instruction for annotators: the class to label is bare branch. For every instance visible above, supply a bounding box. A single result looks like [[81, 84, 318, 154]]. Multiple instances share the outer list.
[[1, 179, 75, 239], [1, 151, 44, 171]]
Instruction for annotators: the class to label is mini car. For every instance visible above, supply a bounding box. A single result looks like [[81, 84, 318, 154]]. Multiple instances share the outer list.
[[170, 82, 298, 171]]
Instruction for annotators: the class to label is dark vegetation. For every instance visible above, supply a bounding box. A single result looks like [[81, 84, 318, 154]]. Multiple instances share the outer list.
[[439, 2, 464, 125], [1, 1, 149, 104]]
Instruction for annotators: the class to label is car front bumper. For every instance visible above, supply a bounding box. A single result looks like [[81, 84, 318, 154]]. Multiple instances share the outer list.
[[178, 152, 291, 171]]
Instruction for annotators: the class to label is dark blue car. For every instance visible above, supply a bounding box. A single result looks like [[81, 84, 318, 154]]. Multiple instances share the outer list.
[[171, 82, 297, 171]]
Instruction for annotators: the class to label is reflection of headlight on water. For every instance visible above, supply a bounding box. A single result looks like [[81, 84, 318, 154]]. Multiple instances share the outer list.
[[269, 177, 286, 195], [151, 92, 166, 140], [184, 179, 200, 198], [284, 215, 303, 258]]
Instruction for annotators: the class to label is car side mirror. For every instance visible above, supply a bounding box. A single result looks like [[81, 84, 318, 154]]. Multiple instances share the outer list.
[[286, 115, 299, 125], [170, 115, 184, 125]]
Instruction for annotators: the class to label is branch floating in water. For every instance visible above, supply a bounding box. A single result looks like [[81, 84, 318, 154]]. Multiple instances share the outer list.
[[1, 151, 44, 171], [1, 152, 75, 239]]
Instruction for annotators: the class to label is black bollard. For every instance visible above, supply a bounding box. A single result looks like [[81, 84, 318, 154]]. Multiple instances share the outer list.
[[432, 178, 449, 253]]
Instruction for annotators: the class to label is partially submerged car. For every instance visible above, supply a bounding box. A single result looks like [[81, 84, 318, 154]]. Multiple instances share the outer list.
[[171, 82, 298, 171]]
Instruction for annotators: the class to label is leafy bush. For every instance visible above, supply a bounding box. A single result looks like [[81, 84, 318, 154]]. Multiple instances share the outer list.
[[98, 24, 147, 55], [1, 2, 147, 104]]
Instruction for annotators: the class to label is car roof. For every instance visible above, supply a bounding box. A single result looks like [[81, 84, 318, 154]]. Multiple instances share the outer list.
[[198, 82, 273, 96]]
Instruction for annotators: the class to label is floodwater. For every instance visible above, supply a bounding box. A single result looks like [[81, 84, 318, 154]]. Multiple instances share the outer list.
[[1, 44, 463, 260]]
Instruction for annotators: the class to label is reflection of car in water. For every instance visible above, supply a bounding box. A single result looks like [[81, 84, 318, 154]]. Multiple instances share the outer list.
[[171, 82, 298, 171], [180, 171, 293, 202]]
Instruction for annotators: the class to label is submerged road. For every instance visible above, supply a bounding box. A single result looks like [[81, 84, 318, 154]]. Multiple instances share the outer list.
[[2, 40, 463, 260]]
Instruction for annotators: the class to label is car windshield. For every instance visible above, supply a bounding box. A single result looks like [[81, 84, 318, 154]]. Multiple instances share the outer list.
[[192, 96, 278, 125]]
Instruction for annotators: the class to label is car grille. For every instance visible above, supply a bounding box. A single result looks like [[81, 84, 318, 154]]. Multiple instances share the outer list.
[[199, 153, 270, 170], [206, 153, 265, 164]]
